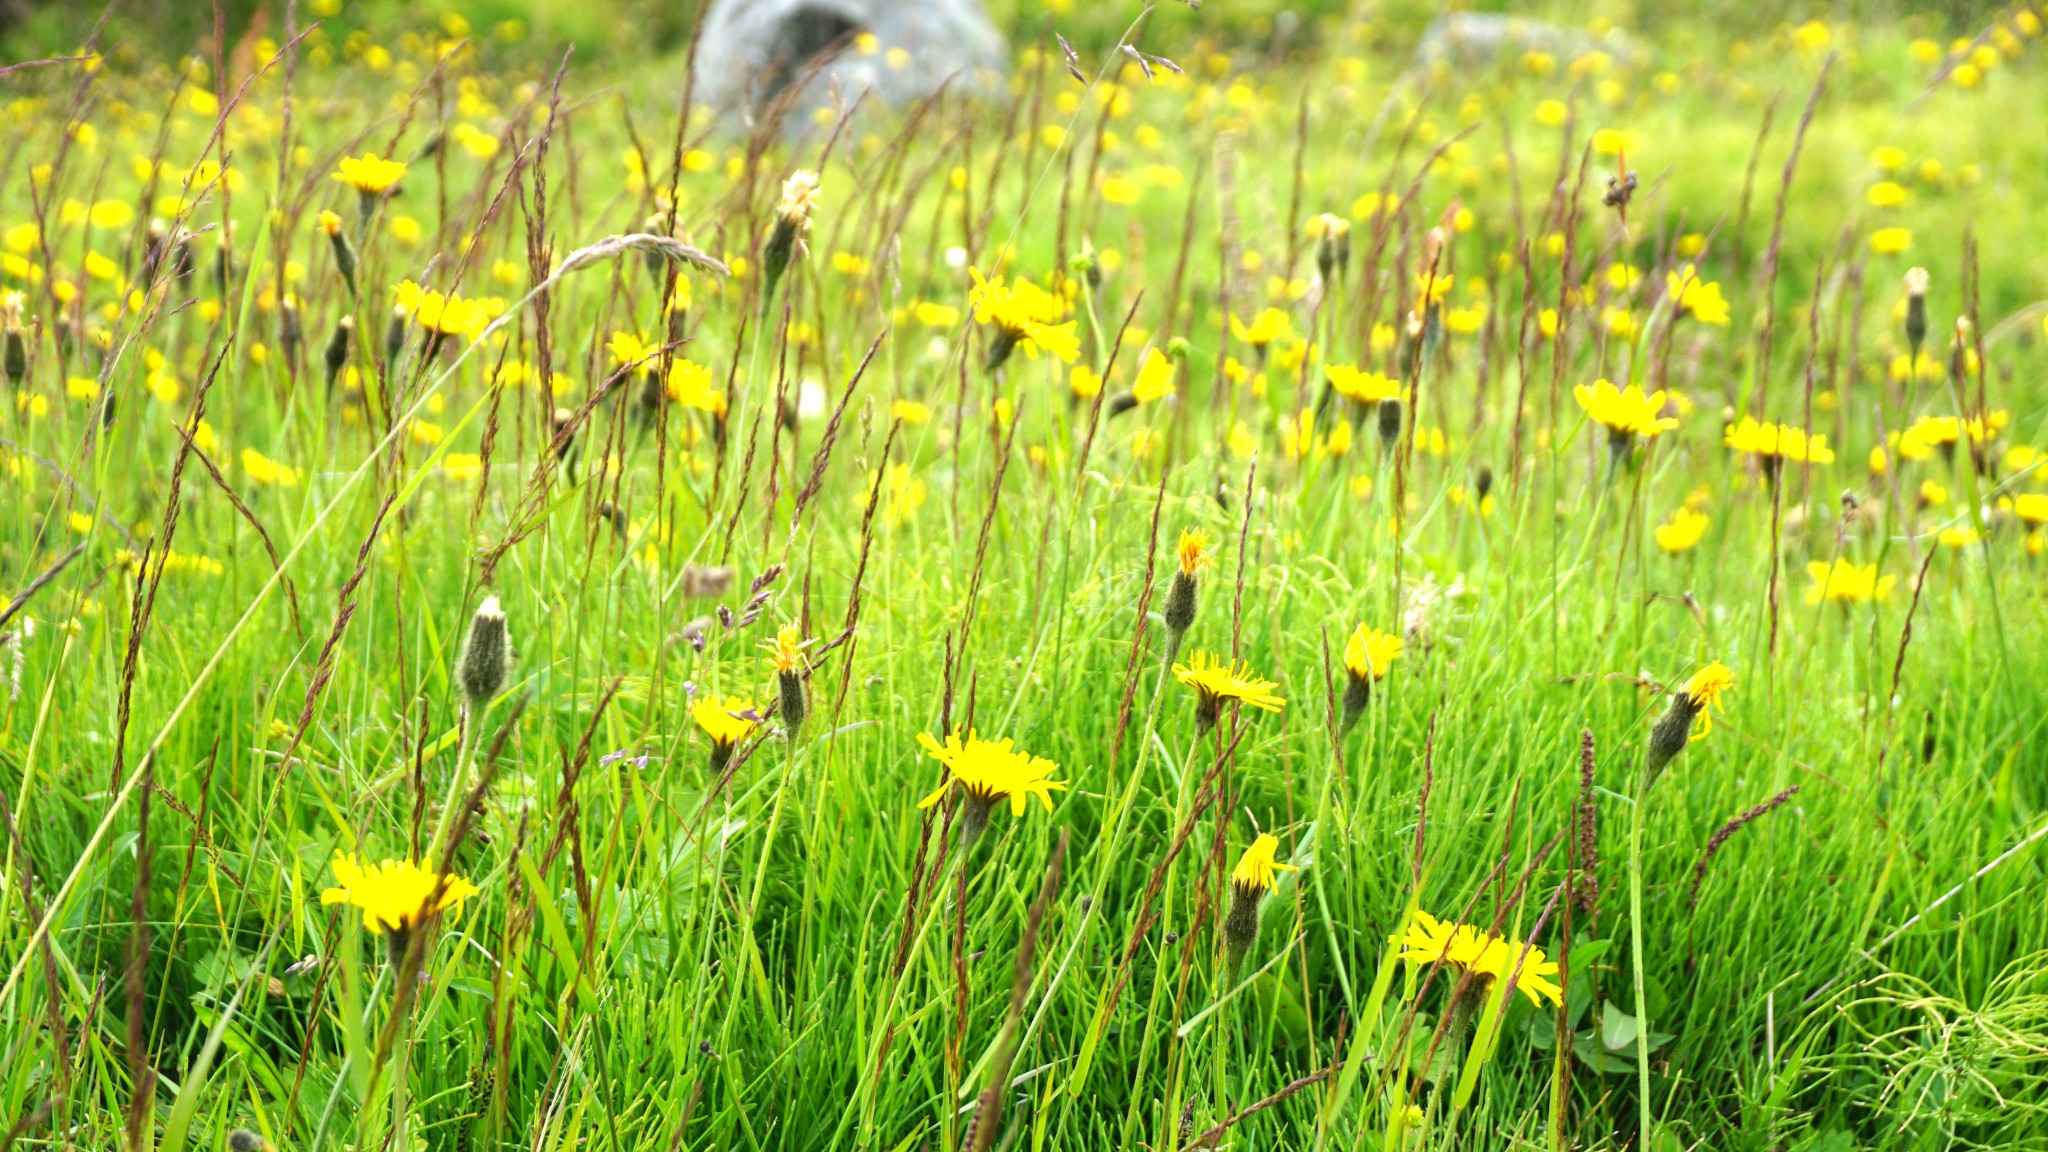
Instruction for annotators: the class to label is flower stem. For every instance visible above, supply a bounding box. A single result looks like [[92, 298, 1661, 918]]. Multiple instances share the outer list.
[[1628, 762, 1651, 1152]]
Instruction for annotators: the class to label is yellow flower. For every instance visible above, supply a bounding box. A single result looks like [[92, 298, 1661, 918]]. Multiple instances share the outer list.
[[891, 399, 932, 425], [1681, 661, 1735, 740], [2014, 493, 2048, 528], [1866, 181, 1909, 208], [241, 447, 300, 487], [1574, 378, 1679, 439], [1665, 264, 1730, 324], [763, 623, 809, 675], [88, 199, 134, 230], [1230, 307, 1294, 349], [1869, 227, 1912, 255], [332, 153, 408, 195], [1654, 508, 1709, 554], [1325, 364, 1399, 403], [691, 695, 761, 753], [1173, 650, 1286, 717], [967, 268, 1079, 365], [1230, 833, 1297, 893], [913, 301, 959, 327], [1069, 364, 1104, 399], [1397, 910, 1562, 1007], [1176, 527, 1213, 577], [608, 330, 653, 367], [666, 360, 726, 414], [914, 730, 1066, 817], [1342, 624, 1401, 681], [319, 853, 479, 936], [1131, 348, 1176, 403], [1805, 559, 1896, 605], [392, 280, 488, 339], [1724, 417, 1835, 464]]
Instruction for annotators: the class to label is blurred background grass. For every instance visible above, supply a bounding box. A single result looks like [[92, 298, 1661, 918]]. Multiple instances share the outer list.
[[0, 0, 2024, 67]]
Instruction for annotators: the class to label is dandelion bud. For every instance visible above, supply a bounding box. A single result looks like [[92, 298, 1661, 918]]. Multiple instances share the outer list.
[[1163, 528, 1211, 656], [322, 209, 358, 296], [142, 218, 171, 285], [1224, 834, 1295, 974], [1645, 661, 1734, 788], [279, 296, 302, 368], [550, 406, 579, 462], [1902, 267, 1929, 360], [1474, 463, 1495, 504], [456, 595, 509, 713], [323, 316, 353, 393], [760, 170, 820, 304], [1, 291, 25, 383], [1948, 316, 1972, 389], [1645, 695, 1695, 783], [764, 624, 810, 736], [1167, 336, 1193, 360], [1313, 213, 1351, 283], [1072, 241, 1101, 290], [384, 305, 408, 366], [227, 1130, 270, 1152], [1376, 397, 1403, 450]]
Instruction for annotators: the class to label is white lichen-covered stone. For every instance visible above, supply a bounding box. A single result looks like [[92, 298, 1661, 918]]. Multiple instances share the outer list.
[[695, 0, 1006, 132]]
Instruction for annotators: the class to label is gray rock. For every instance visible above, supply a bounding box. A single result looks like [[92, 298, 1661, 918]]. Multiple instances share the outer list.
[[695, 0, 1006, 131]]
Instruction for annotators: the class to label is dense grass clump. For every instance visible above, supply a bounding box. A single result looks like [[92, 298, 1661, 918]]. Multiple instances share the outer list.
[[1, 4, 2046, 1151]]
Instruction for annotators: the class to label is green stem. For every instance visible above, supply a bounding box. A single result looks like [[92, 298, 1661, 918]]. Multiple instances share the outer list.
[[1628, 763, 1651, 1152]]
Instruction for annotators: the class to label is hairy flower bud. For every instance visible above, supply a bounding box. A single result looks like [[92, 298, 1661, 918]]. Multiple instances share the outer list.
[[324, 316, 353, 393], [456, 596, 509, 712]]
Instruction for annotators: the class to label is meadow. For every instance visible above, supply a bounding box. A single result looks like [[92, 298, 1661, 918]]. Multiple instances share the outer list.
[[1, 2, 2047, 1150]]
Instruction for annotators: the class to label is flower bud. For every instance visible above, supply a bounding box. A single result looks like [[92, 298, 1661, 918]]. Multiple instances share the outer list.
[[456, 595, 509, 712], [323, 316, 354, 392], [1376, 397, 1403, 450]]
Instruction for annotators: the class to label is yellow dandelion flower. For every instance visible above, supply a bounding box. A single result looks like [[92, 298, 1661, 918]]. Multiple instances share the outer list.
[[914, 729, 1066, 817], [1654, 507, 1709, 554], [967, 267, 1079, 367], [1342, 624, 1401, 681], [691, 695, 761, 758], [319, 853, 479, 936], [1131, 348, 1177, 403], [1575, 378, 1679, 440], [332, 153, 408, 196], [1682, 661, 1735, 740], [1230, 307, 1294, 349], [1230, 833, 1298, 893], [1724, 416, 1836, 465], [1666, 264, 1730, 324], [1325, 364, 1400, 403], [763, 623, 809, 675], [1173, 650, 1285, 726]]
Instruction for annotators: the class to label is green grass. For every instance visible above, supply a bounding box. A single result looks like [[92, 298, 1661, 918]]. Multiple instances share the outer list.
[[1, 4, 2047, 1151]]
